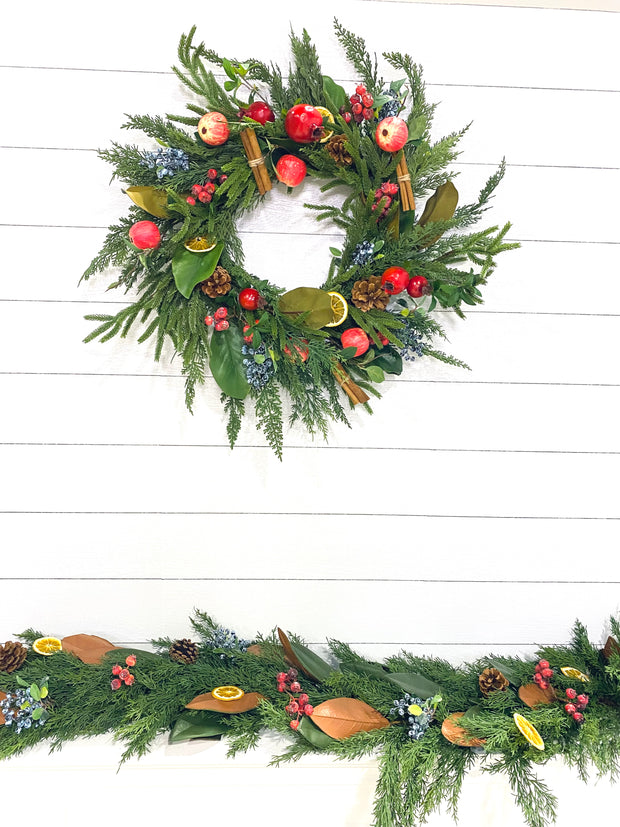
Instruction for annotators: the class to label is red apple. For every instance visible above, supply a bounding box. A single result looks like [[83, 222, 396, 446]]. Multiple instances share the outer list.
[[284, 104, 324, 143], [197, 112, 229, 146], [128, 220, 160, 250], [375, 116, 409, 152], [245, 101, 275, 124], [275, 155, 307, 187], [381, 266, 410, 295], [341, 327, 370, 357]]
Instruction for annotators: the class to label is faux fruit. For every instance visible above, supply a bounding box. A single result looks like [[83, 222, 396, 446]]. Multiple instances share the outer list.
[[284, 104, 324, 143], [284, 340, 310, 362], [239, 287, 261, 310], [341, 327, 370, 357], [381, 266, 410, 295], [275, 155, 307, 187], [197, 112, 230, 146], [243, 101, 275, 124], [407, 275, 431, 298], [129, 220, 161, 250], [375, 116, 409, 152]]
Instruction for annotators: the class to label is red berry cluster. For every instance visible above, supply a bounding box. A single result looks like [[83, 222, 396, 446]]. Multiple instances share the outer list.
[[111, 654, 137, 690], [204, 306, 229, 331], [277, 668, 314, 730], [243, 319, 260, 343], [186, 168, 228, 205], [346, 84, 374, 124], [533, 659, 554, 690], [371, 181, 399, 220], [564, 688, 588, 725]]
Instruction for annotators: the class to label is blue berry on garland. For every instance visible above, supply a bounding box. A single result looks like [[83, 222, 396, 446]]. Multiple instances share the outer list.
[[378, 88, 401, 120], [398, 325, 425, 362], [242, 344, 275, 390], [351, 240, 375, 266], [1, 685, 50, 733], [141, 147, 190, 179], [203, 625, 252, 659], [389, 694, 436, 741]]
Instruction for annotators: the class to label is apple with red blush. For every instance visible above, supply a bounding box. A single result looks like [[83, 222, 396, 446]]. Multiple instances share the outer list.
[[375, 116, 409, 152], [197, 112, 230, 146], [275, 155, 307, 187]]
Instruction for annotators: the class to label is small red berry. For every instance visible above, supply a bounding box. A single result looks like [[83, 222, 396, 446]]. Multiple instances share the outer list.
[[286, 701, 300, 715], [538, 660, 549, 670], [298, 694, 309, 706], [539, 680, 550, 690], [111, 664, 122, 676], [276, 671, 288, 683], [287, 668, 298, 679], [541, 668, 553, 679], [566, 688, 577, 699], [534, 664, 542, 673], [356, 85, 367, 96], [125, 655, 137, 667], [388, 183, 399, 196], [565, 703, 577, 715], [381, 266, 410, 295], [214, 307, 228, 320], [290, 681, 301, 693], [343, 112, 352, 124], [290, 720, 300, 730], [362, 94, 374, 108], [277, 682, 286, 693], [198, 191, 211, 203], [119, 669, 130, 680], [352, 102, 362, 115], [239, 287, 261, 310], [350, 94, 361, 104], [186, 196, 196, 205], [124, 674, 135, 686], [204, 315, 213, 326], [362, 108, 373, 120], [219, 174, 228, 183], [215, 320, 229, 331], [304, 704, 314, 715], [576, 694, 589, 707], [407, 275, 431, 299], [207, 168, 218, 180], [191, 184, 203, 196], [205, 182, 216, 194], [534, 672, 543, 684], [111, 678, 122, 691], [572, 712, 584, 724]]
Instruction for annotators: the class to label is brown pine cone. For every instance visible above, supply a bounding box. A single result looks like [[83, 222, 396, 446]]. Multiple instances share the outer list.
[[201, 265, 231, 298], [479, 667, 509, 697], [0, 641, 28, 673], [169, 638, 199, 665], [351, 275, 390, 311], [326, 134, 353, 167]]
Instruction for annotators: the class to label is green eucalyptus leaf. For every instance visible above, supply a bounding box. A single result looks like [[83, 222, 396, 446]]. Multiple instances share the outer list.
[[30, 684, 41, 702], [322, 75, 347, 112], [171, 242, 224, 299], [369, 348, 403, 375], [365, 365, 385, 383], [297, 715, 337, 748], [373, 94, 393, 109], [386, 672, 443, 700], [125, 186, 170, 219], [31, 707, 44, 721], [224, 80, 237, 92], [169, 711, 229, 743], [373, 240, 384, 253], [209, 325, 251, 400], [390, 78, 407, 93], [16, 676, 29, 687], [222, 58, 236, 80], [40, 686, 49, 699], [329, 247, 342, 257], [278, 287, 334, 330]]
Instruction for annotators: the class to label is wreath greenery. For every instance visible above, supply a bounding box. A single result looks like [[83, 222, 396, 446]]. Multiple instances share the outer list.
[[82, 21, 517, 456], [2, 610, 620, 827]]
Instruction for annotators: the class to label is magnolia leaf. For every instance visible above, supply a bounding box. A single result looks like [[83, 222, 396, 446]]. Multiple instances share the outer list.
[[0, 691, 5, 727], [418, 181, 459, 247], [341, 661, 389, 680], [169, 711, 229, 743], [408, 114, 427, 141], [278, 287, 333, 330], [369, 348, 403, 375], [297, 715, 337, 749], [487, 660, 520, 687], [310, 697, 390, 740], [441, 712, 486, 747], [277, 628, 335, 683], [399, 208, 416, 237], [322, 75, 347, 113], [61, 634, 117, 664], [185, 691, 265, 714], [125, 186, 170, 219], [386, 672, 443, 700], [209, 325, 251, 400], [172, 242, 224, 299], [518, 683, 556, 708]]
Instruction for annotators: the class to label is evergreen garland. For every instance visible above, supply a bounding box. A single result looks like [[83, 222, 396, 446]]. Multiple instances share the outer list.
[[82, 20, 518, 456]]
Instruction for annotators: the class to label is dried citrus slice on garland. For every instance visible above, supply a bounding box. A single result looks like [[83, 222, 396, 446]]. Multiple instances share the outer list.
[[33, 637, 63, 656], [212, 685, 245, 702], [560, 667, 590, 682], [82, 22, 516, 457], [513, 713, 545, 751]]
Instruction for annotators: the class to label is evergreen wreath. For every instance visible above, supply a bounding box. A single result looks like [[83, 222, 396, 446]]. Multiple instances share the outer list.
[[3, 610, 620, 827], [82, 21, 518, 457]]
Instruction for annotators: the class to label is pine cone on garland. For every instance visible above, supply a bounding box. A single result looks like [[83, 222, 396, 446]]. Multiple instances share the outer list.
[[0, 641, 28, 673], [351, 276, 390, 311], [201, 266, 231, 298], [479, 667, 509, 697], [326, 134, 353, 167], [169, 639, 199, 664]]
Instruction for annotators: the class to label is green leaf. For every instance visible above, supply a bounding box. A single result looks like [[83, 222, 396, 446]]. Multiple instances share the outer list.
[[373, 240, 384, 253], [488, 660, 520, 687], [16, 676, 29, 687], [399, 209, 416, 237], [124, 186, 170, 219], [287, 639, 336, 683], [171, 242, 224, 299], [169, 711, 229, 743], [329, 247, 342, 256], [210, 325, 251, 400], [418, 181, 459, 247], [298, 715, 337, 749], [369, 348, 403, 375], [40, 686, 48, 699], [341, 661, 389, 680], [339, 346, 358, 361], [30, 684, 41, 702], [408, 114, 427, 141], [385, 673, 443, 700], [31, 707, 44, 721], [322, 75, 347, 112], [390, 78, 406, 93], [224, 80, 237, 92], [222, 58, 237, 80], [365, 365, 385, 383], [278, 287, 334, 330]]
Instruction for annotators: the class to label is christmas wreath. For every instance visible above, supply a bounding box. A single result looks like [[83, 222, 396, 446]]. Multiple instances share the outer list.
[[3, 610, 620, 827], [82, 21, 517, 456]]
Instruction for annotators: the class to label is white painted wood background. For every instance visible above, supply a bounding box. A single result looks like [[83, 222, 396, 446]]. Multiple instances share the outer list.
[[1, 0, 619, 824]]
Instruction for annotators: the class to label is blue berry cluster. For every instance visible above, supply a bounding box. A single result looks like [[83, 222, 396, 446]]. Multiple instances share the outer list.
[[242, 344, 274, 390], [390, 694, 435, 741], [351, 240, 375, 266], [141, 147, 190, 179], [379, 88, 401, 120], [398, 324, 425, 362], [1, 687, 49, 733], [204, 625, 252, 660]]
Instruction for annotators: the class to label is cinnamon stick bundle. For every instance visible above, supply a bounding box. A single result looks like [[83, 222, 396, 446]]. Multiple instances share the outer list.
[[240, 127, 271, 195], [394, 153, 415, 212], [333, 363, 370, 405]]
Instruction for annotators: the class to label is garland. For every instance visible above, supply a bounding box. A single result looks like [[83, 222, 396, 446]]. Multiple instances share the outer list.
[[81, 21, 518, 457], [2, 611, 620, 826]]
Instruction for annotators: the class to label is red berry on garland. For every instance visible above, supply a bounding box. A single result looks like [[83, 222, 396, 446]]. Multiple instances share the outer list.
[[356, 85, 367, 96], [343, 112, 352, 124], [375, 116, 409, 152], [214, 307, 228, 320], [565, 703, 577, 715], [362, 94, 374, 108], [204, 315, 214, 326], [275, 155, 307, 187], [541, 668, 553, 679], [534, 664, 542, 673], [119, 669, 130, 680], [215, 320, 229, 331], [246, 101, 275, 125], [539, 660, 550, 670], [285, 104, 324, 143], [284, 341, 310, 362], [290, 681, 301, 693], [277, 682, 286, 692], [186, 196, 196, 206], [566, 688, 577, 699], [111, 664, 122, 676], [129, 220, 161, 250], [286, 701, 300, 715], [539, 680, 550, 690], [198, 191, 212, 203], [287, 668, 298, 679], [352, 102, 363, 116], [407, 275, 431, 299], [191, 184, 203, 196], [124, 674, 135, 686], [304, 704, 314, 715], [341, 327, 370, 357], [573, 712, 584, 724], [198, 112, 229, 146], [290, 720, 300, 730], [111, 679, 122, 691], [239, 288, 261, 310], [125, 654, 137, 667], [298, 693, 309, 706], [207, 168, 218, 180], [205, 182, 216, 195], [381, 266, 410, 295], [363, 108, 373, 120], [534, 672, 543, 684], [277, 672, 287, 683], [576, 694, 589, 707]]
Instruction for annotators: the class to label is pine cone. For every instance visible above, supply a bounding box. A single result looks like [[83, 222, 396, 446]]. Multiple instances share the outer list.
[[479, 667, 509, 697], [201, 265, 231, 298], [326, 134, 353, 167], [0, 641, 28, 673], [169, 638, 199, 665], [351, 275, 390, 311]]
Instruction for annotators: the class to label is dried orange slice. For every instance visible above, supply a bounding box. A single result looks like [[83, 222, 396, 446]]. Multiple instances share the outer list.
[[212, 685, 245, 702], [315, 106, 335, 142], [33, 637, 62, 656], [513, 712, 544, 750], [560, 667, 590, 683], [183, 235, 217, 253], [325, 291, 348, 327]]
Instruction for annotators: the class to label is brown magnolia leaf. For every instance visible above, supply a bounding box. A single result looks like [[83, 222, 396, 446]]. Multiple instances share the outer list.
[[61, 634, 117, 664], [518, 683, 556, 708], [603, 636, 620, 660], [310, 697, 390, 740], [417, 181, 459, 248], [441, 712, 486, 747], [0, 690, 5, 726], [125, 186, 170, 218], [277, 628, 305, 674], [185, 691, 265, 714]]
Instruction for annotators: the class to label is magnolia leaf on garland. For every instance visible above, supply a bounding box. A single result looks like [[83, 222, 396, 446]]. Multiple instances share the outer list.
[[341, 661, 389, 680], [441, 712, 486, 747], [125, 186, 170, 218], [172, 242, 224, 299], [418, 181, 459, 247], [169, 711, 229, 743], [322, 75, 347, 113], [185, 691, 265, 714], [310, 697, 390, 740], [209, 325, 251, 400], [386, 672, 443, 700], [518, 683, 556, 708], [297, 715, 338, 749], [278, 287, 334, 330], [487, 660, 521, 687], [368, 348, 402, 375], [603, 636, 620, 660], [61, 634, 117, 664], [0, 691, 6, 726], [277, 628, 335, 682]]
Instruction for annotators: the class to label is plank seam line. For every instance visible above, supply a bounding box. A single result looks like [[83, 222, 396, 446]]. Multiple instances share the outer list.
[[2, 511, 619, 520], [361, 0, 619, 13], [6, 577, 618, 584]]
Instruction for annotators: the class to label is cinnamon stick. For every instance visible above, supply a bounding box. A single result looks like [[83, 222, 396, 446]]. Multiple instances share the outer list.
[[333, 364, 370, 405], [394, 153, 415, 212], [240, 127, 271, 195]]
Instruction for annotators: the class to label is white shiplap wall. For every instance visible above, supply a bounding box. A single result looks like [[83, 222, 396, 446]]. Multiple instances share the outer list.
[[1, 1, 619, 824]]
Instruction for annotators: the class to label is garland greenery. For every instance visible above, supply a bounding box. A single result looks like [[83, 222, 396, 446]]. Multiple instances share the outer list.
[[2, 611, 620, 826], [81, 21, 517, 457]]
